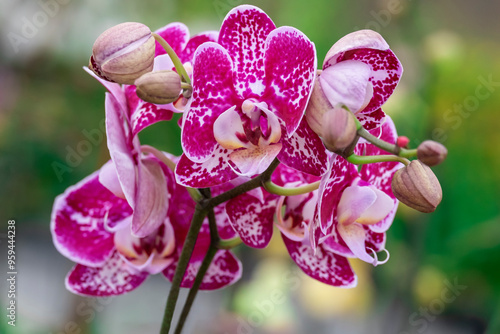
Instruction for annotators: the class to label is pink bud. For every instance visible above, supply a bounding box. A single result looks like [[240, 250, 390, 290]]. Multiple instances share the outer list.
[[321, 107, 357, 152]]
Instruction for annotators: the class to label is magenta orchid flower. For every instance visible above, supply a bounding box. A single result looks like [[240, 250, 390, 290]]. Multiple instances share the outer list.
[[313, 117, 402, 265], [307, 29, 403, 133], [176, 5, 326, 188], [51, 161, 241, 296]]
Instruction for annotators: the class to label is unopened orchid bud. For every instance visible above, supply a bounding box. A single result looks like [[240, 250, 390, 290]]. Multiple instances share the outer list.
[[305, 73, 333, 136], [417, 140, 448, 166], [135, 70, 182, 104], [391, 160, 442, 213], [89, 22, 155, 85], [321, 107, 357, 152]]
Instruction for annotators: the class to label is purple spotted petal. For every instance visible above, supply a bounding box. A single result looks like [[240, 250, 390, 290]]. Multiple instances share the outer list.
[[131, 157, 169, 237], [154, 22, 189, 57], [225, 193, 275, 248], [181, 43, 235, 162], [317, 155, 358, 233], [323, 30, 390, 68], [342, 48, 402, 114], [282, 236, 356, 287], [357, 108, 386, 131], [105, 93, 139, 207], [66, 251, 148, 296], [51, 171, 132, 267], [124, 86, 174, 137], [180, 31, 219, 64], [175, 150, 237, 188], [213, 202, 238, 240], [278, 118, 328, 177], [264, 26, 316, 135], [366, 225, 387, 252], [219, 5, 275, 97]]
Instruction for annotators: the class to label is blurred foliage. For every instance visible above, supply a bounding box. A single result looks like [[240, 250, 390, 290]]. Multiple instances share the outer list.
[[1, 0, 500, 333]]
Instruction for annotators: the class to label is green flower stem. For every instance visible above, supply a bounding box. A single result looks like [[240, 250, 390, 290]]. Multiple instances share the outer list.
[[152, 33, 191, 85], [347, 153, 410, 166], [173, 201, 219, 334], [263, 180, 320, 196], [355, 119, 418, 158], [159, 204, 207, 334], [141, 145, 202, 202], [208, 158, 280, 208], [217, 236, 242, 249]]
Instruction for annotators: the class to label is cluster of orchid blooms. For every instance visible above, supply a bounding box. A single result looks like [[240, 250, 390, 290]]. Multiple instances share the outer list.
[[51, 4, 446, 323]]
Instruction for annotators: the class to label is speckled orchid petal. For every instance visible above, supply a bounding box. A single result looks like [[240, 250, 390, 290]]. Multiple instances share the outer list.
[[154, 22, 189, 57], [175, 151, 237, 188], [342, 48, 402, 115], [225, 192, 276, 248], [66, 251, 148, 296], [229, 143, 282, 176], [356, 108, 386, 131], [180, 31, 219, 64], [278, 118, 329, 177], [105, 93, 138, 207], [181, 42, 235, 162], [317, 155, 358, 233], [337, 222, 389, 266], [366, 228, 386, 253], [264, 26, 317, 135], [323, 30, 390, 68], [51, 171, 132, 267], [125, 84, 174, 137], [319, 60, 372, 114], [282, 236, 357, 287], [219, 5, 275, 97], [131, 156, 169, 237]]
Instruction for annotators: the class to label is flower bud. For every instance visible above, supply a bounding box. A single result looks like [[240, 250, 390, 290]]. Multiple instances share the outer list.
[[305, 72, 333, 136], [391, 160, 442, 213], [135, 70, 182, 104], [321, 107, 357, 152], [89, 22, 155, 85], [417, 140, 448, 166]]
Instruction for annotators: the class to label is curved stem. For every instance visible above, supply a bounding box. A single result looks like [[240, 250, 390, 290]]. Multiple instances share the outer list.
[[355, 119, 417, 158], [173, 203, 219, 334], [159, 205, 207, 334], [152, 33, 191, 85], [347, 153, 410, 166], [263, 180, 320, 196], [208, 158, 280, 208], [141, 145, 202, 202]]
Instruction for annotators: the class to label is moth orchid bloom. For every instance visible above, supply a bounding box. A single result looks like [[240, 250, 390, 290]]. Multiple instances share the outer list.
[[314, 117, 402, 266], [306, 29, 403, 132], [272, 164, 357, 287], [177, 5, 325, 188], [51, 162, 241, 296]]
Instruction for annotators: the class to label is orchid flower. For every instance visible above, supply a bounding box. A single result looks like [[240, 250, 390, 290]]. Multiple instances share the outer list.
[[176, 5, 327, 188], [313, 117, 402, 265], [51, 161, 241, 296], [272, 164, 357, 287], [307, 29, 403, 133]]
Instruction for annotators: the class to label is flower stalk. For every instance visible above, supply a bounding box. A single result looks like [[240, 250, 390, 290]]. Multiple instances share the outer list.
[[153, 33, 192, 85]]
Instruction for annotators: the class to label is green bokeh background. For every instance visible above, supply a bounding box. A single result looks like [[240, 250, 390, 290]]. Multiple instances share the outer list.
[[1, 0, 499, 333]]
